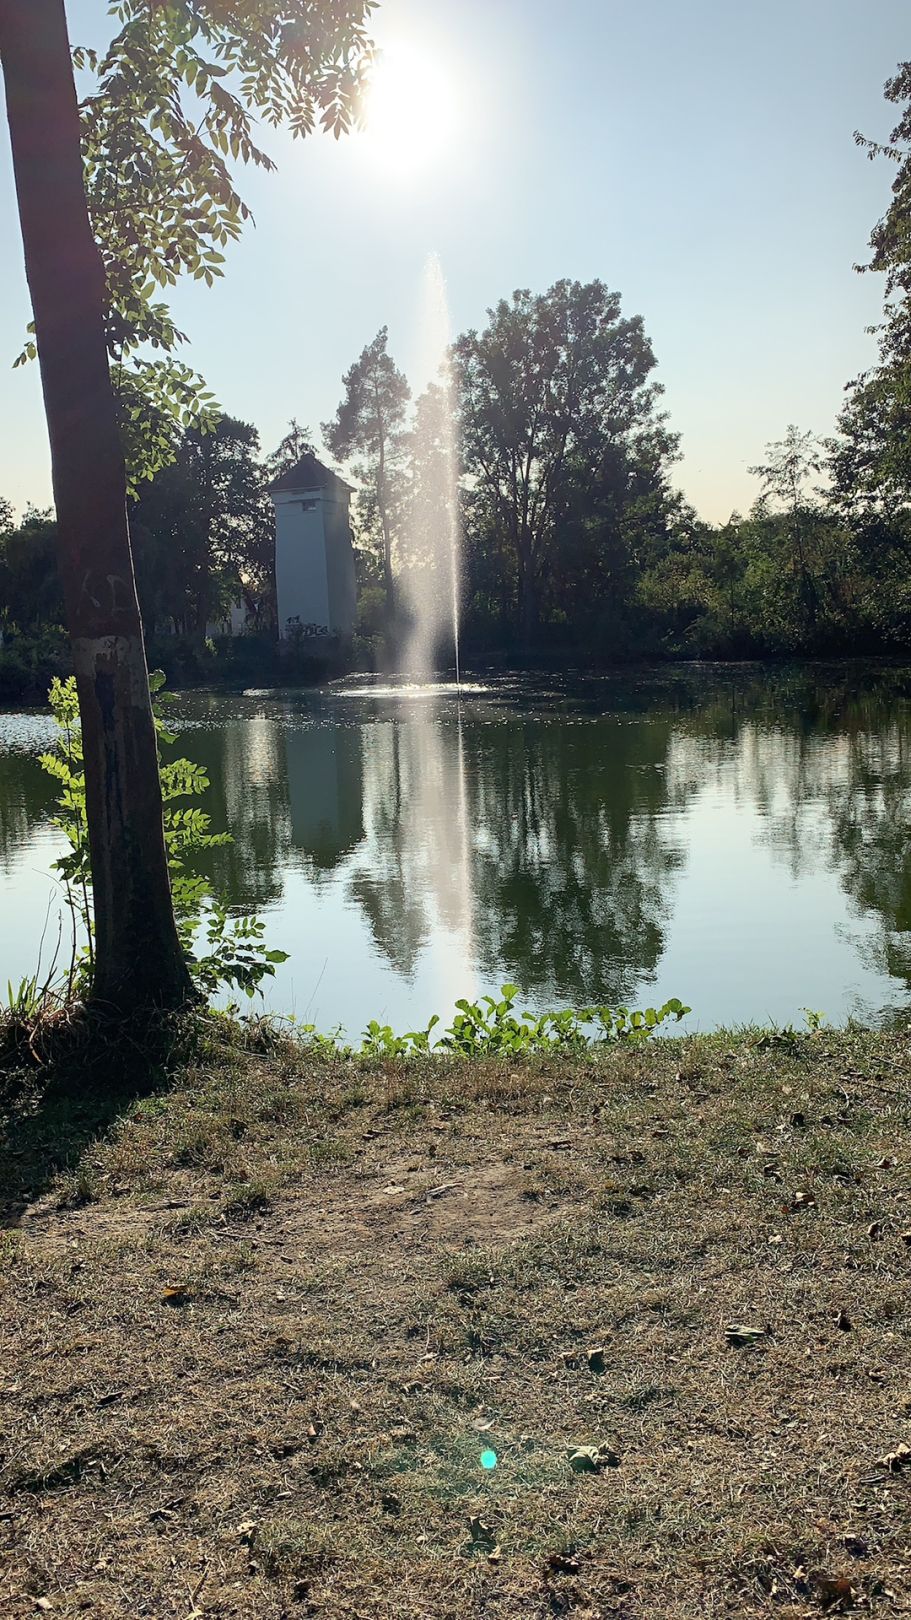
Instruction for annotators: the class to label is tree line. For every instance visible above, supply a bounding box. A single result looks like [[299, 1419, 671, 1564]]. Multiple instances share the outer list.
[[9, 159, 911, 678]]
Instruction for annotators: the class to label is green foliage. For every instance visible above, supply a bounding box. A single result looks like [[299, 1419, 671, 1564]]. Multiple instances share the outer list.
[[0, 626, 70, 705], [455, 278, 675, 640], [323, 327, 410, 603], [832, 67, 911, 540], [40, 674, 288, 1001], [131, 415, 273, 637], [351, 988, 689, 1059], [15, 4, 375, 489], [0, 507, 63, 633], [4, 974, 46, 1022]]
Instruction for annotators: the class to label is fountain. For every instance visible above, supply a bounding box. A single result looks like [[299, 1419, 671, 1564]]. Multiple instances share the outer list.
[[400, 253, 462, 689]]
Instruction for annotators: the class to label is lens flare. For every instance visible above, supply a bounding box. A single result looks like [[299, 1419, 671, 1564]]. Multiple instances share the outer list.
[[361, 43, 457, 178]]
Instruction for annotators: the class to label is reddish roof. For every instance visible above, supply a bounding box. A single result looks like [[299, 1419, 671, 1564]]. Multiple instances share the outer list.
[[268, 451, 353, 495]]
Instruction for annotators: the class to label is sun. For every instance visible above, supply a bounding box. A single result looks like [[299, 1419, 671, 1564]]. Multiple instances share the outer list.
[[360, 43, 457, 178]]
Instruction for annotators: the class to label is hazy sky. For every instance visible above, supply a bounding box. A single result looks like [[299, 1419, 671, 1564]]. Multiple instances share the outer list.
[[0, 0, 908, 522]]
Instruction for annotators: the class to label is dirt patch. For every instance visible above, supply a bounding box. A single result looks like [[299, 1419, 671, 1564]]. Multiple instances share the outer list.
[[2, 1029, 911, 1617]]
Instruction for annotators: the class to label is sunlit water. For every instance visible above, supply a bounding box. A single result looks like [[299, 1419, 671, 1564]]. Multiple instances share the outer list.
[[4, 666, 911, 1033]]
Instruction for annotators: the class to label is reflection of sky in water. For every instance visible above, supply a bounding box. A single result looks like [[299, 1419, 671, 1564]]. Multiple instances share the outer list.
[[2, 673, 911, 1034]]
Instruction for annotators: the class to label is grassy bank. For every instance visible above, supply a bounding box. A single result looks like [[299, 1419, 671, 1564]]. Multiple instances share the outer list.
[[2, 1021, 911, 1617]]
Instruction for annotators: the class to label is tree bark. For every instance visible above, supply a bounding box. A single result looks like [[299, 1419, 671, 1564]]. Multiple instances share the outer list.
[[0, 0, 193, 1012]]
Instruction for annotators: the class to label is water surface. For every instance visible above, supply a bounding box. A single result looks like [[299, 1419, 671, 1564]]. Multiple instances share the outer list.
[[2, 666, 911, 1033]]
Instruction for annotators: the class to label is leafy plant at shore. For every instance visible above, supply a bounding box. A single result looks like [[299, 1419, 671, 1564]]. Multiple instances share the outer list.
[[358, 986, 690, 1059], [40, 673, 287, 1002]]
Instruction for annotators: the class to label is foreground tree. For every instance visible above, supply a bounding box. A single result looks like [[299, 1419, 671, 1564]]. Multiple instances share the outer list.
[[0, 0, 374, 1012], [323, 328, 411, 611], [0, 0, 193, 1010], [454, 280, 670, 644]]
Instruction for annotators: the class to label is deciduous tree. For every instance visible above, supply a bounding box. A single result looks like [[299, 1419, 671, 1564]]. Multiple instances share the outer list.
[[0, 0, 374, 1012], [454, 280, 668, 644], [323, 328, 411, 611]]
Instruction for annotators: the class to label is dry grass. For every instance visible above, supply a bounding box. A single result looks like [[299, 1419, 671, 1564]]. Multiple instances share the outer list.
[[2, 1022, 911, 1617]]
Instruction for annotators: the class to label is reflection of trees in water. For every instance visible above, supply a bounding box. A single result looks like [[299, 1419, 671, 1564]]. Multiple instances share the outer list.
[[665, 679, 911, 997], [468, 715, 685, 1004], [8, 666, 911, 1007], [0, 746, 53, 871], [800, 727, 911, 990], [343, 703, 687, 1004]]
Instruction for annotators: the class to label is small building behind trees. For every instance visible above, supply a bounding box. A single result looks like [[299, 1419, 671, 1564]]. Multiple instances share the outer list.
[[269, 453, 357, 642]]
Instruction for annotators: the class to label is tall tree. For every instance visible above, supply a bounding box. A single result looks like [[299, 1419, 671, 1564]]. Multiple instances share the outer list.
[[132, 416, 272, 638], [266, 419, 317, 484], [834, 65, 911, 516], [1, 0, 374, 1012], [748, 426, 824, 636], [323, 328, 410, 610], [0, 0, 192, 1010], [454, 280, 668, 644]]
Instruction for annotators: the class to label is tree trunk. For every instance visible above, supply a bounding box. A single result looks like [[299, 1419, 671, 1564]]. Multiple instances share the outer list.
[[0, 0, 193, 1012]]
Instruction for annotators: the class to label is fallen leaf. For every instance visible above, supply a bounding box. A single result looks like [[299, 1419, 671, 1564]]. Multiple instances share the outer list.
[[35, 1603, 52, 1614], [161, 1285, 189, 1305], [879, 1442, 911, 1473], [812, 1573, 856, 1608], [835, 1309, 852, 1332], [900, 1231, 911, 1246], [546, 1552, 581, 1575], [790, 1190, 817, 1212], [867, 1221, 883, 1240], [468, 1515, 496, 1549], [487, 1545, 502, 1564], [587, 1346, 606, 1373], [568, 1443, 620, 1472], [725, 1322, 768, 1347], [383, 1184, 406, 1195]]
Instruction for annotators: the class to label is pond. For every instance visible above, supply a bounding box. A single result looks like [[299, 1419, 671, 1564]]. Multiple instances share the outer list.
[[2, 666, 911, 1034]]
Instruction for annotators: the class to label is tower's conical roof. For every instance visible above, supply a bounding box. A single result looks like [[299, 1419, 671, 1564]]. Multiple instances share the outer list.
[[268, 452, 353, 495]]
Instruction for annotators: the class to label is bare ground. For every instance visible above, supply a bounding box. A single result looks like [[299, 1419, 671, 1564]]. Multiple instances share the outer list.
[[2, 1024, 911, 1617]]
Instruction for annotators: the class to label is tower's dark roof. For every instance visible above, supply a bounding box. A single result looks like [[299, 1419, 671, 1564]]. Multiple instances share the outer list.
[[268, 451, 353, 495]]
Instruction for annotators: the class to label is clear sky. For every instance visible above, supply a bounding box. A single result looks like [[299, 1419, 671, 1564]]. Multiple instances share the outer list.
[[0, 0, 908, 522]]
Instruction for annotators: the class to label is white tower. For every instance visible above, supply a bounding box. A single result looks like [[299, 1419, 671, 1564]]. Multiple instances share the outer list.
[[269, 453, 357, 641]]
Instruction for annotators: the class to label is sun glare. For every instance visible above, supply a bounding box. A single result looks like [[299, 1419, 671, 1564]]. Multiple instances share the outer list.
[[361, 44, 457, 178]]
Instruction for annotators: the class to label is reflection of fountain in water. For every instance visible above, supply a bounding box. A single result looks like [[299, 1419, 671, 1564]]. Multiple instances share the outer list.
[[351, 699, 476, 1006], [401, 253, 461, 687]]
